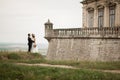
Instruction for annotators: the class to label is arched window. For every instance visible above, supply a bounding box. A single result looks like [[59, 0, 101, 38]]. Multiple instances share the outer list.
[[98, 8, 104, 27], [109, 5, 116, 27]]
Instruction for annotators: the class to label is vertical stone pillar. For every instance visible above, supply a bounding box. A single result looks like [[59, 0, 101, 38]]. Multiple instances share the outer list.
[[104, 6, 109, 27], [83, 5, 88, 28], [115, 3, 120, 26], [82, 6, 87, 28], [115, 3, 119, 27], [117, 3, 120, 26], [86, 10, 88, 28], [93, 8, 98, 27]]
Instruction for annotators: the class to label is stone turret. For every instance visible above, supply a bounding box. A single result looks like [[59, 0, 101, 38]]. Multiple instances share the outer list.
[[44, 19, 53, 41]]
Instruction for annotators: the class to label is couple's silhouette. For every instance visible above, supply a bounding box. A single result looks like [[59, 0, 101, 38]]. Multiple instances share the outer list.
[[28, 33, 38, 53]]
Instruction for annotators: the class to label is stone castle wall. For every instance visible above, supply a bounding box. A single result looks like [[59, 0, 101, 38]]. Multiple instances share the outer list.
[[46, 38, 120, 61], [44, 21, 120, 61], [44, 0, 120, 61]]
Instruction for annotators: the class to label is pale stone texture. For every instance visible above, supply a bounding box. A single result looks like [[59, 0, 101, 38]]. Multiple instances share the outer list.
[[46, 38, 120, 61], [82, 0, 120, 27]]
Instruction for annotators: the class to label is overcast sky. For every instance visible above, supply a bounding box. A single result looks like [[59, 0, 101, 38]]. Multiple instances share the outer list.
[[0, 0, 83, 44]]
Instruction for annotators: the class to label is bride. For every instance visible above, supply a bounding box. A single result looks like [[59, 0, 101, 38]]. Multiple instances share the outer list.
[[31, 34, 38, 53]]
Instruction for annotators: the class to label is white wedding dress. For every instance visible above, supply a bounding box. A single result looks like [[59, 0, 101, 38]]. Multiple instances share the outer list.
[[31, 43, 38, 53], [31, 38, 38, 53]]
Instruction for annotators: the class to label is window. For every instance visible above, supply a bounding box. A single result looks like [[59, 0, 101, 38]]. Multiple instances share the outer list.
[[109, 6, 115, 27], [88, 10, 94, 27], [98, 8, 104, 27]]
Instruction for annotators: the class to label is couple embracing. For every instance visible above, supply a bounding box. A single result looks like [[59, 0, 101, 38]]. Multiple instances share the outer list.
[[28, 33, 38, 53]]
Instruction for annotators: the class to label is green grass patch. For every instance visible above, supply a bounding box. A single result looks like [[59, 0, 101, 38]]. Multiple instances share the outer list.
[[0, 51, 43, 60], [7, 53, 21, 60], [0, 62, 120, 80], [0, 51, 120, 70]]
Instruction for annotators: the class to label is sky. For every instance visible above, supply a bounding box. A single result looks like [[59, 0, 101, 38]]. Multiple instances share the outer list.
[[0, 0, 83, 44]]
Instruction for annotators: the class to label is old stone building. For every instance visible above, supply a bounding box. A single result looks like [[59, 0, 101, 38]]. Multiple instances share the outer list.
[[82, 0, 120, 28], [44, 0, 120, 61]]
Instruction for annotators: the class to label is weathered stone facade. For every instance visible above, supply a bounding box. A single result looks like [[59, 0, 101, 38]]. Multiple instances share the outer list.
[[44, 0, 120, 61], [82, 0, 120, 28], [47, 39, 120, 61]]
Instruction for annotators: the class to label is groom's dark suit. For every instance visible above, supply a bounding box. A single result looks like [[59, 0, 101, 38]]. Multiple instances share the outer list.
[[28, 36, 34, 52]]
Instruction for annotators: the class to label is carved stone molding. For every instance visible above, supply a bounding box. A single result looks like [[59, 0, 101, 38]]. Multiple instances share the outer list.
[[115, 0, 120, 4], [104, 1, 110, 7], [81, 0, 101, 4], [97, 5, 104, 9], [104, 0, 117, 7], [87, 7, 94, 11], [82, 0, 120, 4]]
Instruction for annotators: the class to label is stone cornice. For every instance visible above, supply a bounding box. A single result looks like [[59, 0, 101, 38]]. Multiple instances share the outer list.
[[81, 0, 120, 5], [81, 0, 99, 4], [104, 0, 120, 6]]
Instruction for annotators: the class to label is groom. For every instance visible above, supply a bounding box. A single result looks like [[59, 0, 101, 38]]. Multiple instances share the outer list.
[[27, 33, 34, 52]]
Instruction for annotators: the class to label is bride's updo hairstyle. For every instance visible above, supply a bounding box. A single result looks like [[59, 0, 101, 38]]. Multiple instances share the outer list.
[[32, 34, 35, 38]]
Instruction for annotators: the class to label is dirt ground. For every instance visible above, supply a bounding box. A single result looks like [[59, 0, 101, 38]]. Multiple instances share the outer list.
[[16, 63, 120, 74]]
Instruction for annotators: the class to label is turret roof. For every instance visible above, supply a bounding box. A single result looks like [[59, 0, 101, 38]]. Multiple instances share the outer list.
[[44, 19, 53, 25]]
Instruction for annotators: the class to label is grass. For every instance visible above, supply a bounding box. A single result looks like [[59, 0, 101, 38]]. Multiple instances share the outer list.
[[0, 51, 43, 60], [0, 51, 120, 80], [0, 62, 120, 80], [0, 51, 120, 70], [7, 53, 21, 60]]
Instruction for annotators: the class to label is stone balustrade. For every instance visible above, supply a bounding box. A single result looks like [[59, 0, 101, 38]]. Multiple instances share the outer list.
[[50, 27, 120, 38]]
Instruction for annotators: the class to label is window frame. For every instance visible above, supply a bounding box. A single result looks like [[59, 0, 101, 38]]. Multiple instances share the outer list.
[[109, 5, 116, 27], [98, 8, 104, 28]]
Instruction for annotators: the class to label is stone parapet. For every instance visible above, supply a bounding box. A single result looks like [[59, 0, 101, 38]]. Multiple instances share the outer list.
[[45, 27, 120, 40]]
